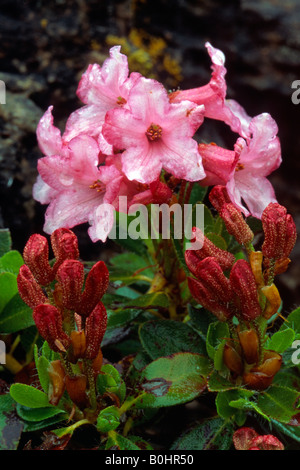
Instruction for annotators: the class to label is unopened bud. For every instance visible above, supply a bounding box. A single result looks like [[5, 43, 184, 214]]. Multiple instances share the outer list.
[[84, 302, 107, 359], [219, 203, 254, 246], [55, 260, 84, 311], [187, 257, 233, 321], [17, 265, 48, 309], [185, 229, 235, 273], [230, 259, 262, 321], [51, 228, 79, 274], [33, 304, 71, 352], [23, 234, 53, 285], [209, 185, 231, 212], [48, 360, 66, 406], [77, 261, 109, 317], [223, 342, 243, 375], [250, 435, 284, 451], [262, 203, 297, 261]]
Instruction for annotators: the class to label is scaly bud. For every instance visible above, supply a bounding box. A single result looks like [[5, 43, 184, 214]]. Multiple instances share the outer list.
[[23, 234, 53, 285], [219, 203, 254, 246], [262, 203, 297, 260], [48, 360, 66, 406], [185, 228, 235, 273], [187, 257, 233, 321], [77, 261, 109, 317], [223, 342, 243, 375], [209, 185, 231, 212], [55, 260, 84, 311], [51, 228, 79, 274], [230, 259, 262, 321], [69, 330, 86, 362], [17, 265, 48, 309], [238, 328, 259, 365], [84, 302, 107, 359], [65, 374, 88, 409], [243, 350, 282, 390], [33, 304, 71, 352], [261, 284, 281, 319]]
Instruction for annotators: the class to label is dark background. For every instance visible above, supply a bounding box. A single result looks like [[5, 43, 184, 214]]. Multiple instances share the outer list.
[[0, 0, 299, 313]]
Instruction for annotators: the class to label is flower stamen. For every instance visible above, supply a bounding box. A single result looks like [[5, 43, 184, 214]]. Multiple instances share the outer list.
[[146, 123, 162, 142]]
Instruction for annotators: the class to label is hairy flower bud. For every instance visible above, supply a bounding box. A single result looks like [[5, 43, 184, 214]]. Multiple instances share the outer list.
[[208, 185, 231, 212], [55, 260, 84, 311], [185, 229, 235, 273], [84, 302, 107, 359], [230, 259, 262, 321], [187, 257, 233, 321], [17, 265, 48, 309], [77, 261, 109, 317], [33, 304, 71, 352], [250, 435, 284, 451], [51, 228, 79, 274], [219, 203, 254, 246], [262, 203, 297, 260], [233, 428, 259, 451], [23, 234, 54, 285]]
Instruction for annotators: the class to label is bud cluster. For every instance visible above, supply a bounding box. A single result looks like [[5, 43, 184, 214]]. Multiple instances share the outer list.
[[17, 228, 109, 408], [185, 187, 297, 390]]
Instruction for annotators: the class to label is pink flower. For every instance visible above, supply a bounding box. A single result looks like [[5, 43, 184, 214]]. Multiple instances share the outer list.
[[169, 42, 249, 138], [33, 130, 123, 242], [102, 76, 206, 184], [63, 46, 141, 142], [226, 113, 281, 218]]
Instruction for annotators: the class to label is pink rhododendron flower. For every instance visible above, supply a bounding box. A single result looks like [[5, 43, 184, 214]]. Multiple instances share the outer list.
[[169, 42, 249, 138], [63, 45, 141, 142], [33, 130, 123, 242], [102, 76, 206, 184]]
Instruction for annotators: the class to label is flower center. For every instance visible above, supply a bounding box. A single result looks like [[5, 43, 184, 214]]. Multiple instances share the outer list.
[[146, 123, 162, 142], [235, 162, 245, 172], [89, 180, 105, 193]]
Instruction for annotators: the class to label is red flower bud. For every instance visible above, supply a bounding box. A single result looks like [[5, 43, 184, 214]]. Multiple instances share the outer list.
[[77, 261, 109, 317], [23, 234, 54, 285], [33, 304, 71, 352], [209, 185, 231, 212], [230, 259, 262, 321], [51, 228, 79, 274], [219, 203, 254, 246], [233, 427, 259, 451], [250, 435, 284, 451], [262, 203, 297, 260], [17, 265, 48, 309], [185, 228, 235, 273], [84, 302, 107, 359], [187, 257, 233, 321], [55, 260, 84, 311]]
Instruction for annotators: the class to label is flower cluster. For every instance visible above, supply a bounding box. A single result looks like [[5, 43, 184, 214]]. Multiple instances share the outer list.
[[33, 43, 282, 242], [185, 189, 297, 390], [233, 427, 284, 451], [17, 228, 109, 408]]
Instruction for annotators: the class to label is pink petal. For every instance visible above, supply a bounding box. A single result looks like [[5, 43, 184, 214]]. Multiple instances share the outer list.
[[121, 144, 162, 183], [103, 107, 146, 149], [36, 106, 63, 156], [63, 104, 106, 141], [126, 77, 169, 122], [199, 142, 238, 186], [88, 203, 116, 242], [32, 175, 57, 204]]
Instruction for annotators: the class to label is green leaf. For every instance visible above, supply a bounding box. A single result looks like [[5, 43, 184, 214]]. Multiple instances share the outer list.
[[106, 308, 143, 330], [257, 385, 300, 423], [10, 383, 52, 409], [265, 328, 295, 353], [97, 405, 120, 432], [0, 229, 12, 257], [0, 394, 23, 450], [216, 390, 248, 422], [0, 294, 35, 333], [109, 252, 154, 285], [139, 352, 208, 408], [34, 345, 51, 393], [105, 431, 141, 450], [188, 184, 207, 206], [125, 292, 169, 309], [208, 371, 236, 392], [187, 305, 216, 343], [171, 417, 234, 450], [0, 250, 24, 275], [16, 405, 67, 422], [0, 272, 18, 312], [205, 232, 228, 250], [127, 435, 154, 450], [272, 419, 300, 444], [206, 321, 230, 361], [139, 319, 207, 359]]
